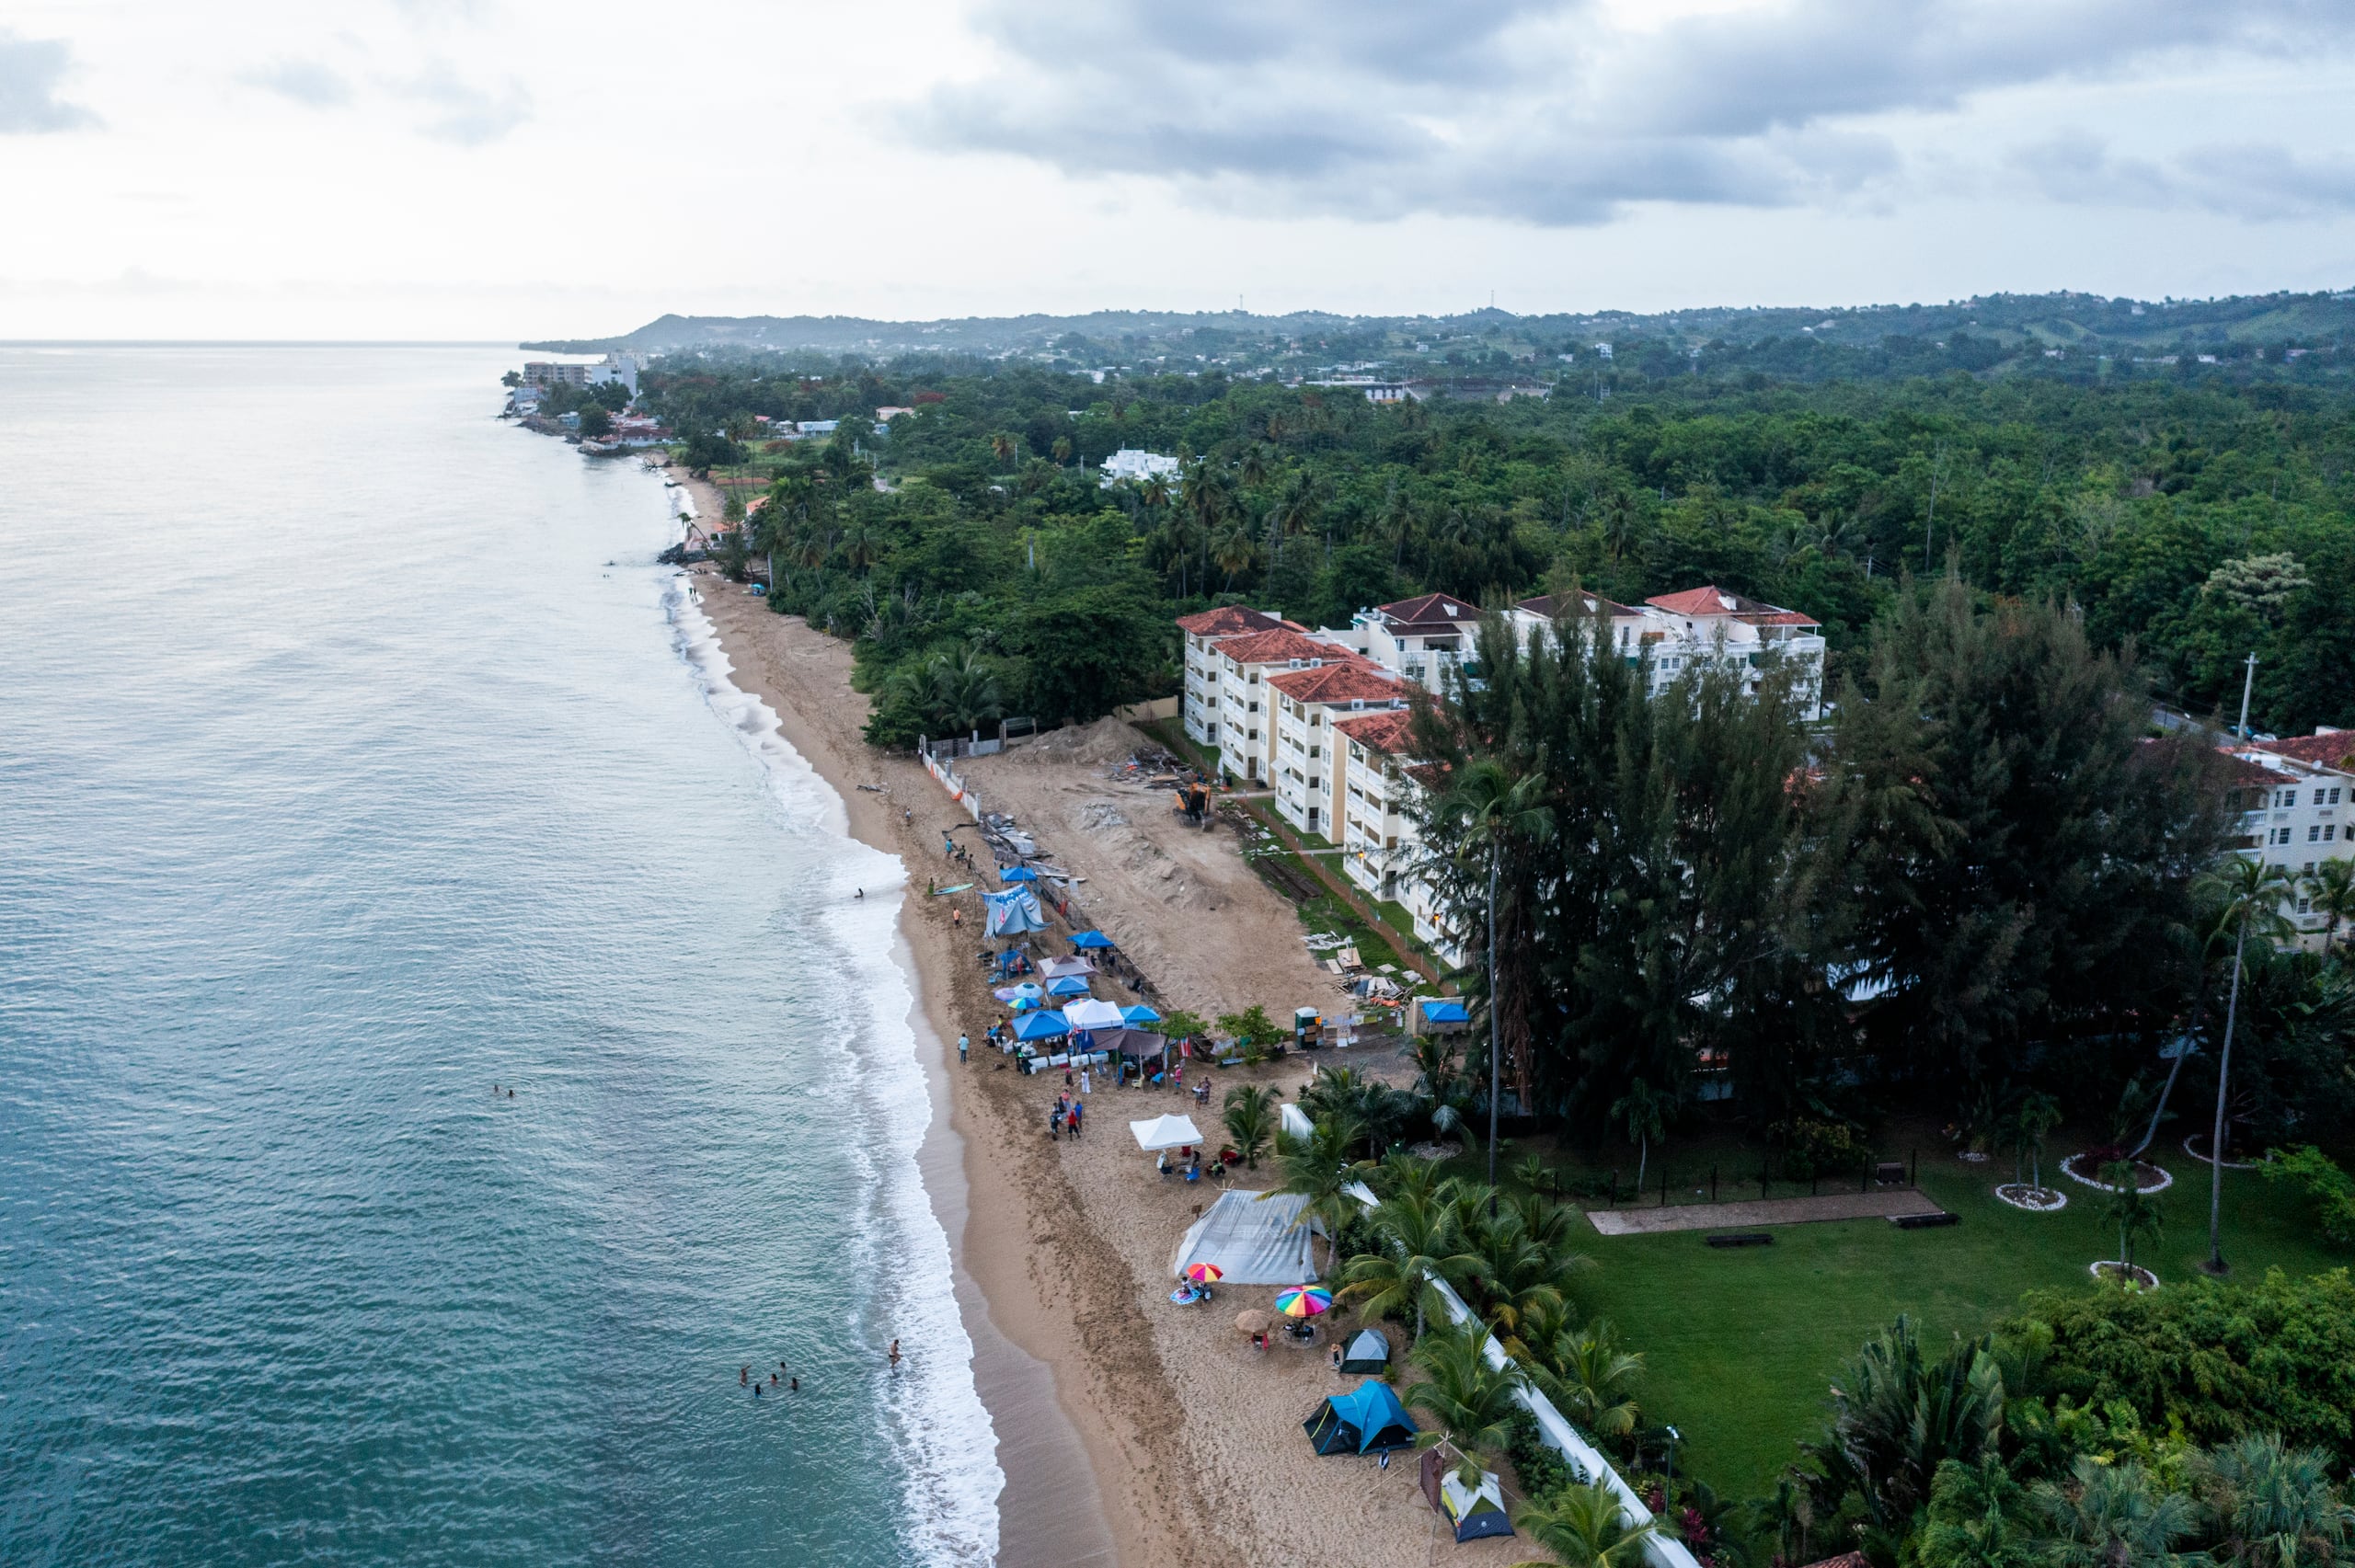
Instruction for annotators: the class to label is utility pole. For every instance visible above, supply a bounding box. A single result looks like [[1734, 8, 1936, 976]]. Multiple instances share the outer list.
[[2235, 652, 2259, 738]]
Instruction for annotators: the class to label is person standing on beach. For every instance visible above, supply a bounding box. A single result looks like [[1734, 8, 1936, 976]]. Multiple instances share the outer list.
[[1078, 1066, 1090, 1096], [952, 906, 962, 929], [957, 1033, 969, 1065]]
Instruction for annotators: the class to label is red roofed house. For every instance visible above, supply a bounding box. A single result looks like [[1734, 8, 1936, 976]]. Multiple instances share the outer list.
[[1350, 591, 1483, 694], [1197, 624, 1366, 784], [1637, 585, 1828, 718], [1264, 659, 1410, 837]]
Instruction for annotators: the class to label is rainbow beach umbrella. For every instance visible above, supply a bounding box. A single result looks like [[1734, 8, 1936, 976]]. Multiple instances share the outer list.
[[1274, 1285, 1333, 1319], [1184, 1263, 1223, 1286]]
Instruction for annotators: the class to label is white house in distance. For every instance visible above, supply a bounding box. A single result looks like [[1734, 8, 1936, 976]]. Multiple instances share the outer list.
[[1100, 448, 1183, 487], [2221, 728, 2355, 949]]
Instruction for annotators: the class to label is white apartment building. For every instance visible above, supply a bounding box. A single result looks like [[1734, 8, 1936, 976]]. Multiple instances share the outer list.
[[1177, 606, 1281, 750], [1184, 622, 1360, 784], [2223, 728, 2355, 949], [1325, 706, 1468, 969], [1348, 591, 1484, 696], [1510, 584, 1829, 721], [1099, 448, 1183, 486], [1264, 660, 1411, 839]]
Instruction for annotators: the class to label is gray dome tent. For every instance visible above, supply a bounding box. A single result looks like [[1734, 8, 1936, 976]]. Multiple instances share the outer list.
[[1337, 1327, 1391, 1375]]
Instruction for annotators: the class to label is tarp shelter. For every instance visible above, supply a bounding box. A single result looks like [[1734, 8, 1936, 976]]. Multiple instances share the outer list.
[[1063, 998, 1125, 1032], [1120, 1004, 1161, 1025], [1421, 1453, 1513, 1543], [1040, 956, 1096, 980], [1338, 1327, 1391, 1374], [1069, 930, 1116, 949], [1304, 1379, 1419, 1456], [983, 887, 1049, 938], [1013, 1011, 1070, 1041], [998, 865, 1038, 882], [1045, 974, 1092, 998], [1281, 1102, 1315, 1140], [1099, 1029, 1166, 1061], [1169, 1190, 1323, 1285], [1130, 1113, 1203, 1151], [1413, 998, 1471, 1036]]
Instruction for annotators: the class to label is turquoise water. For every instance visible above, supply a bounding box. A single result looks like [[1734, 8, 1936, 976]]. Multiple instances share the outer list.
[[0, 347, 997, 1565]]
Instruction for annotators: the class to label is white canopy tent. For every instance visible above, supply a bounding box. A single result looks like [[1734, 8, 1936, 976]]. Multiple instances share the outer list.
[[1281, 1102, 1315, 1140], [1129, 1113, 1204, 1151], [1169, 1189, 1323, 1284], [1063, 998, 1125, 1031]]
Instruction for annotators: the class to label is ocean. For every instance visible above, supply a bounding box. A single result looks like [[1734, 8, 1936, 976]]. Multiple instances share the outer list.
[[0, 346, 999, 1565]]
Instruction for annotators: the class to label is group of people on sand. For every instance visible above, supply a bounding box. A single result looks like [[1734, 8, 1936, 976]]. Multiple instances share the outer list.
[[1049, 1093, 1084, 1139]]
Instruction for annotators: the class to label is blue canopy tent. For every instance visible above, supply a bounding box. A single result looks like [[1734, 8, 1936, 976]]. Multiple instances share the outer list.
[[1068, 930, 1115, 950], [1119, 1004, 1162, 1026], [998, 866, 1039, 883], [1045, 974, 1092, 998], [1425, 1001, 1469, 1023], [1304, 1379, 1419, 1456], [983, 886, 1049, 938], [1013, 1011, 1070, 1042]]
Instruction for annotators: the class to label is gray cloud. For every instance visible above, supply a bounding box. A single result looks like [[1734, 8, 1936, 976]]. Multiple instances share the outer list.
[[0, 29, 98, 133], [399, 62, 529, 146], [912, 0, 2355, 225], [242, 59, 353, 109], [2011, 132, 2355, 220]]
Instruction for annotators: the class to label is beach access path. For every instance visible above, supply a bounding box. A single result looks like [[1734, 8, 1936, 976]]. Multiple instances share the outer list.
[[1586, 1188, 1944, 1236]]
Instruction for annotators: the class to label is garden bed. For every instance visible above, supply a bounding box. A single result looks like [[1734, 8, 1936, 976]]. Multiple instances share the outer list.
[[2181, 1133, 2257, 1170], [2088, 1260, 2160, 1290], [2060, 1152, 2173, 1194], [1993, 1184, 2067, 1211]]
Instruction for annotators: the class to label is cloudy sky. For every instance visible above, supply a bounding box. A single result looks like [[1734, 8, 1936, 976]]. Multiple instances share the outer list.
[[5, 0, 2353, 338]]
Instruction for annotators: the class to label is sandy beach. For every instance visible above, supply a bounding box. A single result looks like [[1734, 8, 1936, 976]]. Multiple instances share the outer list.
[[674, 468, 1520, 1566]]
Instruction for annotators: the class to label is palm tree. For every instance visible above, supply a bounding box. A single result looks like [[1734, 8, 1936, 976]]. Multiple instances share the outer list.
[[1209, 517, 1257, 589], [1221, 1083, 1276, 1169], [2011, 1091, 2063, 1193], [2031, 1457, 2201, 1568], [2098, 1160, 2165, 1281], [2199, 1433, 2354, 1568], [1529, 1321, 1644, 1441], [1433, 757, 1556, 1197], [1511, 1481, 1660, 1568], [1401, 1321, 1525, 1477], [989, 432, 1017, 471], [1802, 1316, 2005, 1532], [1261, 1115, 1372, 1276], [2305, 859, 2355, 954], [1611, 1079, 1667, 1194], [1337, 1189, 1484, 1341], [1051, 435, 1074, 467], [2190, 854, 2294, 1274]]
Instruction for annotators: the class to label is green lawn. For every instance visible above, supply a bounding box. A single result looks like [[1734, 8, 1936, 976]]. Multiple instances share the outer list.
[[1561, 1135, 2349, 1503]]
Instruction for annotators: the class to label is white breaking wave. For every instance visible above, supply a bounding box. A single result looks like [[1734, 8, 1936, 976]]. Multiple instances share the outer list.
[[665, 574, 1004, 1566]]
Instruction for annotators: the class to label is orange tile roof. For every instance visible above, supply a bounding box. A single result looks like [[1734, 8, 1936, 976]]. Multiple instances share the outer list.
[[1211, 628, 1351, 665], [1374, 591, 1481, 627], [1266, 662, 1407, 704], [2250, 730, 2355, 771], [1335, 707, 1416, 754], [1517, 591, 1641, 619], [1646, 584, 1819, 626], [1177, 605, 1281, 638]]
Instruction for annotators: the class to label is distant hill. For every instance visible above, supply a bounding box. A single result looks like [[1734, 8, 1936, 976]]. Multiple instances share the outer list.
[[523, 290, 2355, 363]]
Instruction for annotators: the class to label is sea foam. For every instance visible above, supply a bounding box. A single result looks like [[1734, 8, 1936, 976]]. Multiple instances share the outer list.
[[665, 575, 1003, 1566]]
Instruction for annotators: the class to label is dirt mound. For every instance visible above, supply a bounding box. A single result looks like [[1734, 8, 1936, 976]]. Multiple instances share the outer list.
[[1008, 715, 1147, 768]]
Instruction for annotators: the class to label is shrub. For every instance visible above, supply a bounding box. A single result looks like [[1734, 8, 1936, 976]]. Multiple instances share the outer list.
[[2260, 1146, 2355, 1246], [1505, 1406, 1574, 1502], [1768, 1116, 1867, 1181]]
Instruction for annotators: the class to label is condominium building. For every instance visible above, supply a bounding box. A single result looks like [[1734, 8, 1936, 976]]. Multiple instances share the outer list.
[[1348, 591, 1482, 695], [1189, 622, 1361, 784], [2223, 727, 2355, 949], [1177, 606, 1281, 751], [1264, 660, 1411, 838], [1511, 585, 1828, 720]]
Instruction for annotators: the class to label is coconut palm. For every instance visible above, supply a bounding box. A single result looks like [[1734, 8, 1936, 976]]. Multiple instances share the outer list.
[[2011, 1091, 2063, 1193], [1337, 1189, 1484, 1341], [2199, 1432, 2354, 1568], [1528, 1320, 1644, 1441], [2032, 1457, 2201, 1568], [1221, 1083, 1276, 1169], [2190, 853, 2294, 1273], [2098, 1160, 2165, 1281], [1401, 1321, 1526, 1475], [1209, 517, 1257, 589], [1431, 757, 1556, 1196], [1511, 1480, 1661, 1568], [988, 431, 1017, 470], [1261, 1114, 1372, 1276], [2305, 859, 2355, 955]]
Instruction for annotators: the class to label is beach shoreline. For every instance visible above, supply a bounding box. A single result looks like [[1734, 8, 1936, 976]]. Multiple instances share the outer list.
[[661, 469, 1145, 1567]]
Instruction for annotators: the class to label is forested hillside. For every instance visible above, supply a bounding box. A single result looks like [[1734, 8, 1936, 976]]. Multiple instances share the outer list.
[[648, 357, 2355, 745]]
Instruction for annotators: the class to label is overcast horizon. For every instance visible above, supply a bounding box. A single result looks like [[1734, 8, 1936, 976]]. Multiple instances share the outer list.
[[6, 0, 2354, 339]]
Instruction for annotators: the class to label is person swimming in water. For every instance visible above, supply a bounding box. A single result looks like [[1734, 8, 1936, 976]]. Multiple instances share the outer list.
[[888, 1339, 901, 1368]]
